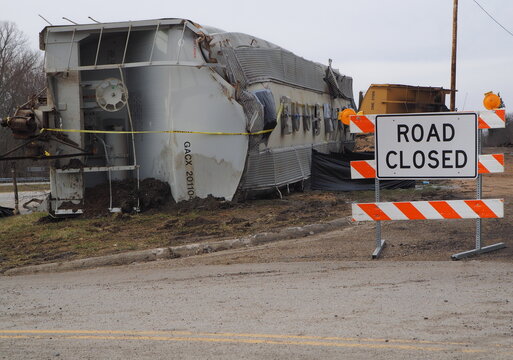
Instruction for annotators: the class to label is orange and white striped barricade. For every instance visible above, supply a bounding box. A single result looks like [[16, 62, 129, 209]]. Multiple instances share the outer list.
[[349, 109, 506, 134], [478, 109, 506, 129], [349, 114, 377, 134], [349, 109, 506, 259], [352, 199, 504, 222], [350, 154, 504, 179]]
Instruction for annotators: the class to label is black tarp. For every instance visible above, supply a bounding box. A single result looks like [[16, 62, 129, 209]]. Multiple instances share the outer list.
[[311, 149, 415, 191]]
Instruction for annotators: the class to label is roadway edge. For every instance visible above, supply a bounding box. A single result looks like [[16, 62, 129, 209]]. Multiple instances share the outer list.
[[3, 217, 351, 276]]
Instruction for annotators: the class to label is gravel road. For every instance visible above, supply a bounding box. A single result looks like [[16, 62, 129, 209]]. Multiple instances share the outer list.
[[1, 259, 512, 359]]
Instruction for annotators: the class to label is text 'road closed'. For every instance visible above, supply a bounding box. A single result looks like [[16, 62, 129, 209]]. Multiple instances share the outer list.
[[375, 113, 477, 179]]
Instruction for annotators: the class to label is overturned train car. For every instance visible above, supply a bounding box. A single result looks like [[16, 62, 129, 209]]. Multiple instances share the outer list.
[[3, 19, 356, 215]]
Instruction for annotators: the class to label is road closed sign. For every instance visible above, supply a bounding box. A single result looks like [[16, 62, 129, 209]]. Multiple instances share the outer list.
[[375, 113, 477, 179]]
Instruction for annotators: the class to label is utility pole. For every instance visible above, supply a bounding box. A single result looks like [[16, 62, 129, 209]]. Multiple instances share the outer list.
[[450, 0, 458, 111]]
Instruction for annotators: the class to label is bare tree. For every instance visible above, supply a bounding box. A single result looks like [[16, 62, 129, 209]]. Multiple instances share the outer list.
[[0, 21, 45, 178], [0, 22, 44, 117]]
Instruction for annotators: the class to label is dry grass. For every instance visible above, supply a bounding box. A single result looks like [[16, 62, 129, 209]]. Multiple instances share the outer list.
[[0, 184, 50, 193], [0, 212, 175, 271], [0, 190, 355, 272], [0, 184, 465, 273]]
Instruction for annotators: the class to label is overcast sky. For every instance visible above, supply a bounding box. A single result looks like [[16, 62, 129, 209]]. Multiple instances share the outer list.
[[2, 0, 512, 111]]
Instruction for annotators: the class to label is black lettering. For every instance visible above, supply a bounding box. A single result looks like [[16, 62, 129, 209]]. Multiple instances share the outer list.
[[426, 124, 441, 142], [386, 151, 397, 169], [442, 150, 453, 168], [443, 124, 455, 141], [428, 150, 439, 168], [184, 142, 195, 198], [399, 151, 411, 168], [185, 153, 192, 166], [411, 124, 424, 142], [413, 151, 425, 168], [455, 150, 467, 168], [397, 124, 409, 142]]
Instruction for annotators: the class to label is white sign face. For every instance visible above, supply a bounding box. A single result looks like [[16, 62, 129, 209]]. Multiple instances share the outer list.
[[375, 113, 477, 179]]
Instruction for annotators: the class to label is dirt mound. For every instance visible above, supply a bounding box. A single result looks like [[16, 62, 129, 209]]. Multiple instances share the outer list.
[[83, 179, 236, 217], [166, 195, 234, 213], [354, 134, 374, 152], [138, 178, 172, 210], [84, 178, 171, 217]]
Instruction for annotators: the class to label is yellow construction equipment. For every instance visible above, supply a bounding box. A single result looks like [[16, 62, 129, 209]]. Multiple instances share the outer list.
[[359, 84, 451, 114]]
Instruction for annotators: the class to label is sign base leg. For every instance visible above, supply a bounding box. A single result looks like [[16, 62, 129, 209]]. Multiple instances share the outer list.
[[372, 239, 386, 259], [451, 243, 506, 260]]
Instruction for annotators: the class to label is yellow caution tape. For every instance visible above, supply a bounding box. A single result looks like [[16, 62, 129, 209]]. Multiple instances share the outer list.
[[40, 128, 273, 136], [276, 102, 284, 121], [40, 103, 285, 136]]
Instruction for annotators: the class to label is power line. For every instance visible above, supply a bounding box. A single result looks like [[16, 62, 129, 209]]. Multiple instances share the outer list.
[[472, 0, 513, 38]]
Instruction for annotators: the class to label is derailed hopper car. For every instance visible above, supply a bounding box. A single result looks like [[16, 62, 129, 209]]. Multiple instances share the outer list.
[[2, 19, 355, 215]]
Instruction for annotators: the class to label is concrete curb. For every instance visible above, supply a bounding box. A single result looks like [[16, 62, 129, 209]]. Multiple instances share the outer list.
[[3, 217, 350, 276]]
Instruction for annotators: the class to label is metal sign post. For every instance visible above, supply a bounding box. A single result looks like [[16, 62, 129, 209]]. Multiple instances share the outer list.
[[451, 128, 506, 259], [349, 109, 507, 259], [373, 178, 385, 259]]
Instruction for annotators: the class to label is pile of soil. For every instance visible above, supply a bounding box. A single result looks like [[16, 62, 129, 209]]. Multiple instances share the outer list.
[[84, 179, 233, 217], [137, 178, 172, 211], [84, 178, 172, 216], [163, 195, 234, 214], [353, 134, 374, 152]]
